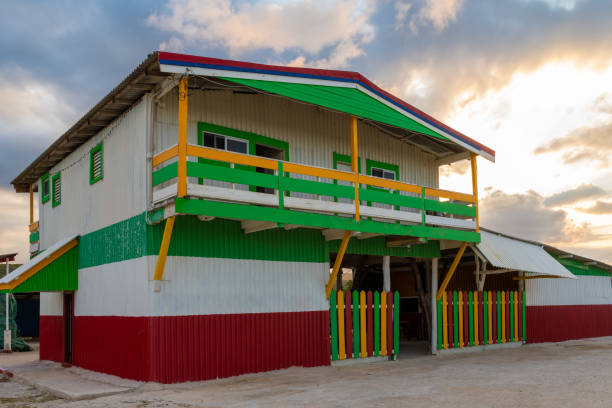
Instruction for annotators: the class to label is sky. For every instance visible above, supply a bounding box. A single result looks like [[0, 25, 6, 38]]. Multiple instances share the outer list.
[[0, 0, 611, 264]]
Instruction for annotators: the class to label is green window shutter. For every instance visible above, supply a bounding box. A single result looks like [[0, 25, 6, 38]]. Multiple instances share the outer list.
[[41, 172, 50, 204], [89, 142, 103, 184], [52, 173, 61, 208]]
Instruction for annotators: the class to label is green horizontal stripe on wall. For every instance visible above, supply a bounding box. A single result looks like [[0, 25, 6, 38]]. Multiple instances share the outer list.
[[552, 255, 611, 277], [327, 236, 440, 258], [147, 215, 329, 263], [29, 231, 39, 243]]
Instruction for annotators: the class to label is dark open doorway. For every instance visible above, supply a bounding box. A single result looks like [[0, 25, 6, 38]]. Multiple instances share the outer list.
[[63, 292, 74, 365], [255, 144, 285, 194]]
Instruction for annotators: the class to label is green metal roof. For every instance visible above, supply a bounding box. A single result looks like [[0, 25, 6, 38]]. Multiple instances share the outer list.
[[221, 77, 449, 141]]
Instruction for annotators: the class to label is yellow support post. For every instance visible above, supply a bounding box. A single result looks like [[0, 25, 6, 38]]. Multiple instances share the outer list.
[[436, 242, 467, 300], [458, 291, 463, 347], [29, 184, 34, 224], [177, 77, 188, 198], [350, 116, 360, 221], [470, 153, 479, 232], [153, 216, 175, 282], [381, 291, 387, 356], [326, 230, 352, 299], [360, 290, 366, 358], [338, 291, 345, 360]]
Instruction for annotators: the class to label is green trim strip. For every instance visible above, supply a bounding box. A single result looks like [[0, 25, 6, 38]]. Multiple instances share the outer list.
[[352, 290, 360, 359], [29, 231, 39, 244], [330, 290, 338, 361], [175, 198, 481, 242], [373, 291, 380, 356], [153, 162, 177, 186], [452, 291, 458, 348], [187, 161, 278, 189], [552, 255, 611, 277], [393, 291, 399, 355]]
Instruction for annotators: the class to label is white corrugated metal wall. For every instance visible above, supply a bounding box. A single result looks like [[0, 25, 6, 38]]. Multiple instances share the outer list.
[[154, 88, 439, 190], [526, 276, 612, 306]]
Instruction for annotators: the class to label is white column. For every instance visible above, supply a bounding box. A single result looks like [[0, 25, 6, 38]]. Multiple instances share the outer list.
[[382, 255, 391, 292], [3, 260, 11, 352], [430, 257, 438, 355]]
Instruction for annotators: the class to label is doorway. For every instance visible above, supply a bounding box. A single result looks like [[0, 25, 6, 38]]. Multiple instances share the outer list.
[[63, 292, 74, 365], [255, 144, 285, 194]]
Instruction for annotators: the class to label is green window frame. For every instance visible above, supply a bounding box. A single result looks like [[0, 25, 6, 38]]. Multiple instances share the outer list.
[[332, 152, 361, 173], [365, 159, 399, 192], [41, 172, 50, 204], [51, 172, 61, 208], [89, 142, 103, 185]]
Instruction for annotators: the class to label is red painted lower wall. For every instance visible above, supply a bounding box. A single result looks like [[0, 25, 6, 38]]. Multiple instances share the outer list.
[[65, 311, 329, 383], [526, 305, 612, 343], [39, 315, 63, 363]]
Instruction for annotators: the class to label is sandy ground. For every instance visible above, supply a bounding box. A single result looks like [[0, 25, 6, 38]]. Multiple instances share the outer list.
[[2, 337, 612, 407]]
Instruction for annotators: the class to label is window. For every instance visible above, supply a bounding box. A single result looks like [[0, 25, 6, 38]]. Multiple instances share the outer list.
[[89, 142, 103, 184], [41, 172, 50, 203], [371, 167, 396, 181], [202, 132, 248, 154], [52, 173, 61, 207]]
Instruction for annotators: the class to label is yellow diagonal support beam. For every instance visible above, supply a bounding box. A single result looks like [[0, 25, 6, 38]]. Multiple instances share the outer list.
[[436, 242, 467, 300], [153, 216, 175, 282], [326, 230, 352, 299]]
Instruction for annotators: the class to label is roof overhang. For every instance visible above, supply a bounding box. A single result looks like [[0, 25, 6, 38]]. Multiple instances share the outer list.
[[158, 52, 495, 162], [0, 236, 79, 293], [475, 230, 576, 279]]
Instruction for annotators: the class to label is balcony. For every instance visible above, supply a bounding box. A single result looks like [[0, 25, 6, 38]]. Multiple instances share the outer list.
[[151, 144, 480, 243]]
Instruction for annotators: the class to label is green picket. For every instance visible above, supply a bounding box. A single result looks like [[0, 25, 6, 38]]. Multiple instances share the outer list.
[[394, 291, 400, 356], [468, 290, 474, 346], [352, 290, 360, 358], [330, 290, 338, 360], [374, 291, 380, 356], [496, 291, 502, 344], [437, 297, 443, 350], [483, 291, 489, 345], [522, 290, 527, 341], [452, 291, 459, 348]]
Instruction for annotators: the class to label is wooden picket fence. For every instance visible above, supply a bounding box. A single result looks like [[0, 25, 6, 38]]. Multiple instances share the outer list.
[[437, 290, 526, 350], [330, 290, 399, 360]]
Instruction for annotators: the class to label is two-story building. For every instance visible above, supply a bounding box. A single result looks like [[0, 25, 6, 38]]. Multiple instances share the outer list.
[[2, 51, 498, 382]]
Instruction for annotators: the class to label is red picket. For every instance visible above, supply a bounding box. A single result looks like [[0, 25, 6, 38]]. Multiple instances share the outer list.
[[367, 291, 373, 357], [345, 290, 353, 358]]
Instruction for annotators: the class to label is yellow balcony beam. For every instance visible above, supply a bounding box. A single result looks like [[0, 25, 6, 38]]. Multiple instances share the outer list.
[[153, 216, 175, 284], [350, 116, 360, 221], [152, 145, 178, 167], [177, 77, 188, 198], [436, 242, 467, 300], [470, 153, 479, 231], [326, 230, 352, 299]]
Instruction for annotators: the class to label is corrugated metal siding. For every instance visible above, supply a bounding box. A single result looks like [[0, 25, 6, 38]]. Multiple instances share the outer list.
[[526, 275, 612, 306], [40, 292, 63, 316], [39, 98, 149, 250], [12, 246, 78, 293], [147, 256, 328, 316], [154, 89, 439, 189], [39, 315, 63, 362], [526, 305, 612, 343]]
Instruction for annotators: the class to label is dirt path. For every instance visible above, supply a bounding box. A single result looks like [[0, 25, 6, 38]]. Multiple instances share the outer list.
[[2, 338, 612, 407]]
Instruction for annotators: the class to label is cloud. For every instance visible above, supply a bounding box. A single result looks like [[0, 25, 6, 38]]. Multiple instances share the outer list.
[[533, 121, 612, 167], [576, 201, 612, 214], [479, 189, 599, 244], [147, 0, 376, 68], [417, 0, 465, 31], [523, 0, 585, 11], [543, 183, 607, 207], [438, 159, 470, 177], [0, 188, 32, 264]]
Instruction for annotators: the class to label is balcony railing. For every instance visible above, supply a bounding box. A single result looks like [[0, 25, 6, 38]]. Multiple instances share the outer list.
[[151, 144, 480, 242]]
